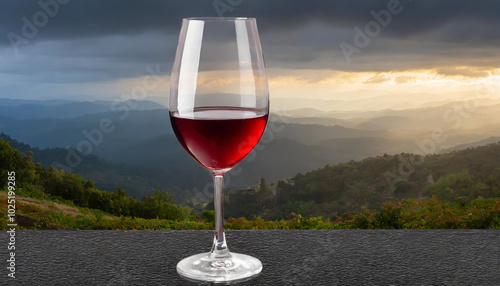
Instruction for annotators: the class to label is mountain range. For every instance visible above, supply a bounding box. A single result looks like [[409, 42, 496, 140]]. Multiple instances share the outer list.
[[1, 97, 499, 203]]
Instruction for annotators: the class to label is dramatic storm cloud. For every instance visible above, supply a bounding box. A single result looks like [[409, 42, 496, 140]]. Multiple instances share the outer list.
[[0, 0, 499, 101]]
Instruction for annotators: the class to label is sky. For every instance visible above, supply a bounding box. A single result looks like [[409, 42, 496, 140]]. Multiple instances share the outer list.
[[0, 0, 499, 110]]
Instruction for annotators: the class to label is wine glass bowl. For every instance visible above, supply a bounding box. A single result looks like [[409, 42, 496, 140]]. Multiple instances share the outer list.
[[169, 17, 269, 282]]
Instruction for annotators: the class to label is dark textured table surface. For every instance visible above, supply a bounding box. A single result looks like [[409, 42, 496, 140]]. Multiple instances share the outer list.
[[1, 230, 499, 285]]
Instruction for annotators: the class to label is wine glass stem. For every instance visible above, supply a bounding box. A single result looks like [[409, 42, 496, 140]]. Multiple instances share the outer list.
[[210, 174, 230, 259]]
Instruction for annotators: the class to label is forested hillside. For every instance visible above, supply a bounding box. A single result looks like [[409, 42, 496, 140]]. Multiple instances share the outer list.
[[0, 139, 190, 220], [1, 139, 498, 230], [221, 143, 500, 219], [0, 133, 207, 201]]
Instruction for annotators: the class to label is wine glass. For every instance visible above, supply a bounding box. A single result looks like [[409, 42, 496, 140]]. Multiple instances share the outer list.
[[169, 17, 269, 282]]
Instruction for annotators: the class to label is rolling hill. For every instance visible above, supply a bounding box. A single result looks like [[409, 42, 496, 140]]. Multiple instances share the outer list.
[[223, 142, 500, 219], [0, 134, 209, 201]]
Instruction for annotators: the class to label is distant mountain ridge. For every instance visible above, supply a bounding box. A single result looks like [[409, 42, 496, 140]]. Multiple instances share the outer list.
[[0, 99, 165, 119], [0, 98, 75, 106], [442, 137, 500, 153], [0, 109, 173, 149], [271, 94, 499, 114]]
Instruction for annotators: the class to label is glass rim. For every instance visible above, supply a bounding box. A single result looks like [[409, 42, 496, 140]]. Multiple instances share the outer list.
[[183, 17, 256, 22]]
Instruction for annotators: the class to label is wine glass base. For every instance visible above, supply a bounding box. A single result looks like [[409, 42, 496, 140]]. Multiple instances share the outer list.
[[176, 252, 262, 283]]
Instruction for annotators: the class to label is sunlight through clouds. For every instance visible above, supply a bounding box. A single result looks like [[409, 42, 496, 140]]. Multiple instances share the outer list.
[[0, 0, 498, 106]]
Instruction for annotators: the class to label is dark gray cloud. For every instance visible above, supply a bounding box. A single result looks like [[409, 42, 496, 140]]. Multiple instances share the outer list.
[[1, 0, 499, 45], [0, 0, 182, 45]]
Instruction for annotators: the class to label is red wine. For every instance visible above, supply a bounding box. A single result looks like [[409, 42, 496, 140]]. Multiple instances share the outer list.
[[170, 107, 268, 171]]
